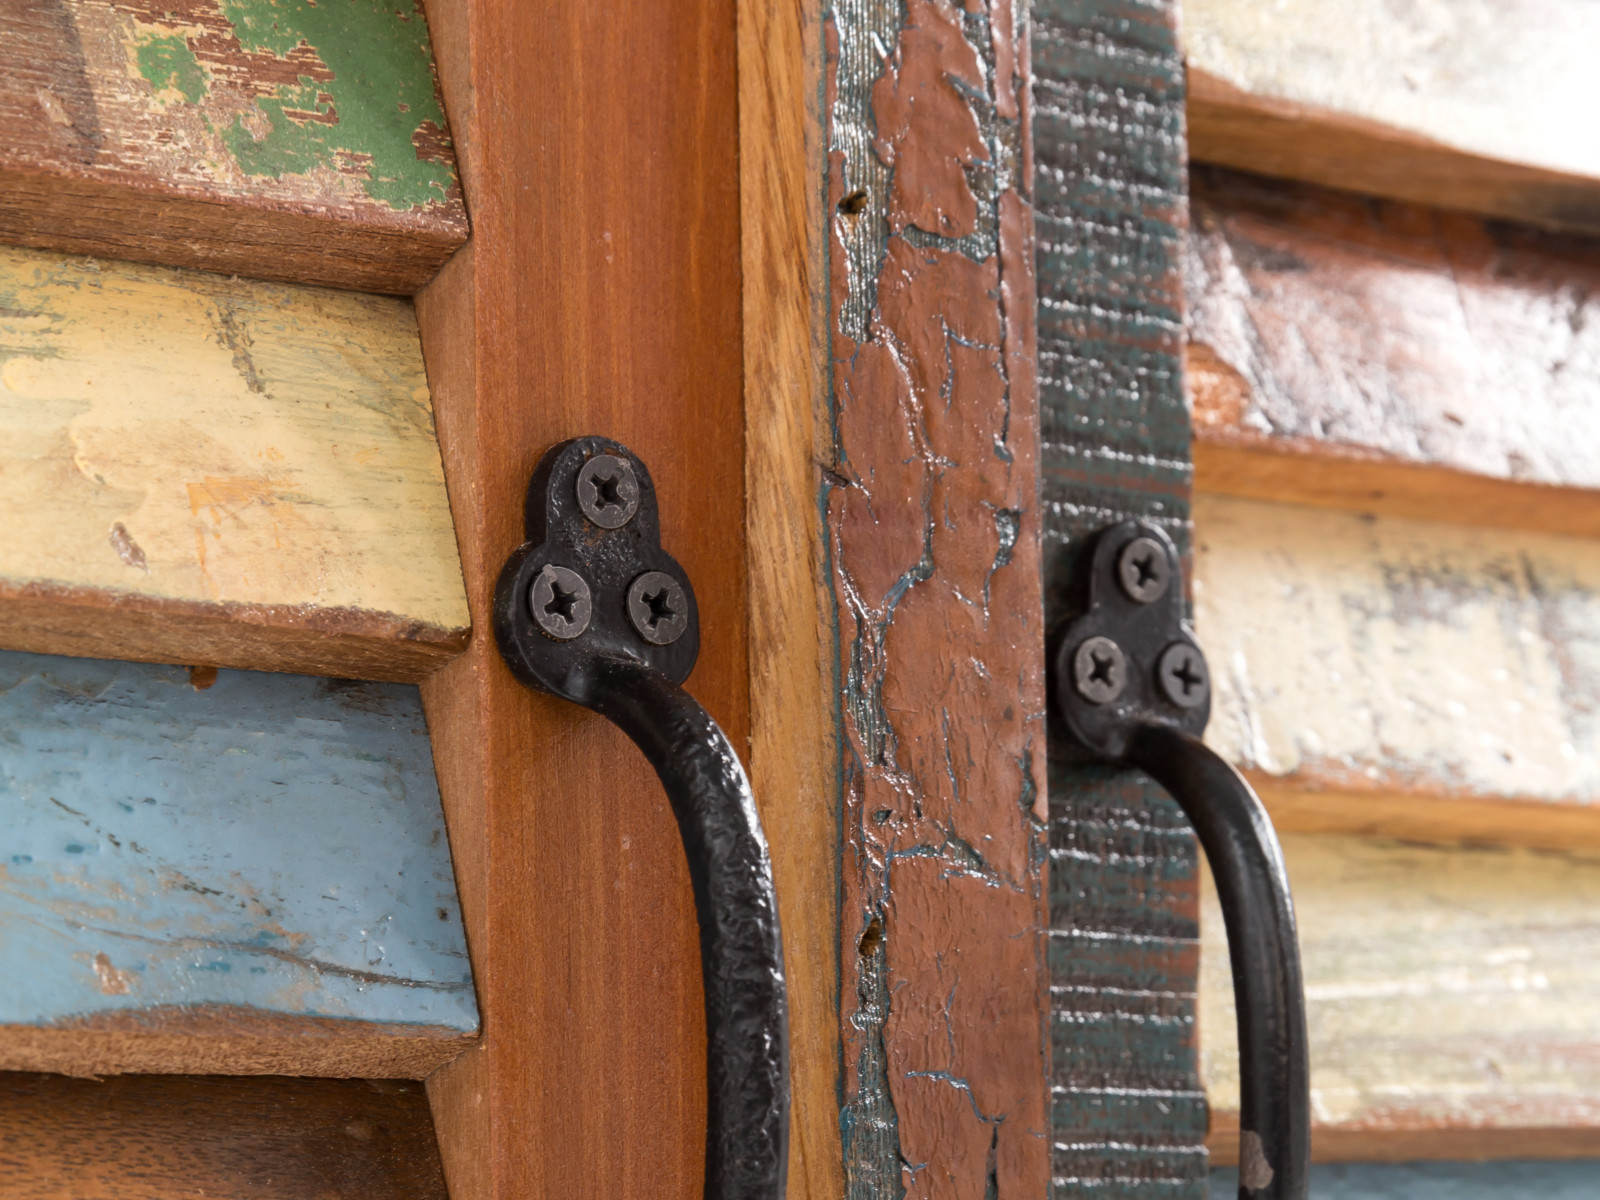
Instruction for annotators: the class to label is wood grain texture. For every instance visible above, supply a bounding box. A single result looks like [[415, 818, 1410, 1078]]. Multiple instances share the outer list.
[[412, 0, 747, 1194], [0, 1073, 447, 1199], [828, 0, 1048, 1195], [1184, 0, 1600, 233], [739, 0, 841, 1195], [1202, 835, 1600, 1158], [1194, 495, 1600, 850], [0, 244, 469, 681], [1215, 1159, 1600, 1193], [0, 0, 467, 293], [0, 650, 476, 1078], [1033, 0, 1206, 1195], [1186, 167, 1600, 536]]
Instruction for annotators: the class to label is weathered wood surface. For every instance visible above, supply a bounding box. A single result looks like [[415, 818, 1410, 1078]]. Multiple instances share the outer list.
[[0, 244, 469, 681], [412, 0, 748, 1194], [0, 1073, 448, 1199], [1215, 1160, 1600, 1197], [1194, 494, 1600, 849], [0, 0, 467, 293], [1202, 834, 1600, 1160], [1184, 0, 1600, 233], [0, 650, 477, 1078], [1185, 168, 1600, 536], [741, 0, 841, 1193], [1034, 0, 1206, 1194], [827, 0, 1048, 1196]]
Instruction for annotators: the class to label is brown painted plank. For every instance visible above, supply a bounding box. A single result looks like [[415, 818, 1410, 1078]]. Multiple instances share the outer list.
[[1185, 0, 1600, 234], [0, 0, 468, 293], [1186, 167, 1600, 537], [739, 0, 841, 1194], [828, 0, 1050, 1193], [412, 0, 747, 1196], [0, 1073, 447, 1199]]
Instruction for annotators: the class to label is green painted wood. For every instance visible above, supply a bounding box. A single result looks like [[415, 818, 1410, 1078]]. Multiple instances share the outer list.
[[1214, 1161, 1600, 1198], [1033, 0, 1203, 1194]]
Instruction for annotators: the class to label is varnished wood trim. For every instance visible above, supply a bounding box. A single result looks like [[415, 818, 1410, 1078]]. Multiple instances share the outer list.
[[1209, 1112, 1600, 1165]]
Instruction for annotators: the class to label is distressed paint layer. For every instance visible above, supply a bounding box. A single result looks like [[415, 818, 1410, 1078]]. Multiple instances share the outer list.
[[827, 0, 1049, 1195], [1195, 494, 1600, 811], [1033, 0, 1206, 1195], [1202, 834, 1600, 1137], [0, 650, 476, 1035], [0, 244, 469, 662]]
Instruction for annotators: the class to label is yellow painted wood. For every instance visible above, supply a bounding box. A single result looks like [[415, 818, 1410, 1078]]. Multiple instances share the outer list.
[[1202, 834, 1600, 1139], [0, 243, 469, 680]]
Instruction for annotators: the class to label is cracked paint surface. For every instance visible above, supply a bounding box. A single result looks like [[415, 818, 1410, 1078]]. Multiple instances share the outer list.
[[826, 0, 1048, 1196]]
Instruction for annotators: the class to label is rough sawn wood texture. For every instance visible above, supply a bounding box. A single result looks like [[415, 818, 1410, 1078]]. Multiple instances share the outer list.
[[1033, 0, 1207, 1194], [0, 0, 468, 293], [827, 0, 1049, 1195]]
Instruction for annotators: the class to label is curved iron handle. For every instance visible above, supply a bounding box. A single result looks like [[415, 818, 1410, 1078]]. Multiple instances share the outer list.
[[494, 437, 789, 1200], [1052, 521, 1309, 1200]]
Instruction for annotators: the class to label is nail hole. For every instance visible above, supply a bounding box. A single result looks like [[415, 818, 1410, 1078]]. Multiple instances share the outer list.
[[838, 189, 869, 215], [873, 808, 893, 824], [857, 915, 883, 958]]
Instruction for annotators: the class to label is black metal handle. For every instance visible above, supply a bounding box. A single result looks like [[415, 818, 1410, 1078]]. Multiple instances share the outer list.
[[494, 436, 789, 1200], [1052, 520, 1309, 1200]]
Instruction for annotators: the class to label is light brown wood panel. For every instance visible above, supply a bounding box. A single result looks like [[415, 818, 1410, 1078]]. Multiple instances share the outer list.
[[1186, 168, 1600, 536], [0, 1073, 447, 1199], [739, 0, 841, 1194], [1203, 835, 1600, 1162], [414, 0, 746, 1197], [0, 0, 468, 292], [0, 244, 469, 680], [1184, 0, 1600, 233]]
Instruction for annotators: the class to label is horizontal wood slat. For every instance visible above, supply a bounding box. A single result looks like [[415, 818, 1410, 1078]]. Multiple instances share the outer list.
[[1184, 0, 1600, 233], [1186, 168, 1600, 536], [0, 244, 469, 681], [1194, 495, 1600, 850], [1203, 834, 1600, 1161], [0, 0, 467, 293], [0, 651, 477, 1078], [0, 1073, 448, 1199]]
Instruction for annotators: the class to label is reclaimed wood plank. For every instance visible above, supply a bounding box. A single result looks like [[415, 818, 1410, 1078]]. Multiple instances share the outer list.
[[412, 0, 749, 1194], [0, 650, 477, 1078], [1185, 0, 1600, 233], [828, 0, 1049, 1194], [0, 1073, 448, 1199], [1194, 494, 1600, 850], [0, 0, 467, 293], [1034, 0, 1207, 1194], [0, 244, 469, 681], [1202, 835, 1600, 1160], [1185, 168, 1600, 536]]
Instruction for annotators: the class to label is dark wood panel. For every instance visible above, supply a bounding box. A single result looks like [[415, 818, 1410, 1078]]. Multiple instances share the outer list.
[[0, 1073, 447, 1199]]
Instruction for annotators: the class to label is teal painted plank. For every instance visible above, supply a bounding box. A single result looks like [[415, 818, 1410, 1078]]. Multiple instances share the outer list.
[[1212, 1160, 1600, 1197], [0, 651, 476, 1038]]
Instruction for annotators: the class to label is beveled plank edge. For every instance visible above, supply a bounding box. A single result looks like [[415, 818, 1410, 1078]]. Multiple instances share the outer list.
[[0, 167, 468, 296], [0, 581, 471, 683], [0, 1008, 476, 1080], [1188, 69, 1600, 237], [1208, 1112, 1600, 1164]]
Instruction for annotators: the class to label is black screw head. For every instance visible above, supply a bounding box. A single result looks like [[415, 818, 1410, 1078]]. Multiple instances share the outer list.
[[1072, 635, 1127, 704], [1117, 536, 1171, 604], [576, 453, 641, 529], [529, 564, 592, 641], [1157, 642, 1209, 709], [627, 570, 689, 646]]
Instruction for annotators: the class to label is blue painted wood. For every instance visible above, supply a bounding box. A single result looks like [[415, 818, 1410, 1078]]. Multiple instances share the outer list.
[[1212, 1160, 1600, 1198], [0, 650, 477, 1035]]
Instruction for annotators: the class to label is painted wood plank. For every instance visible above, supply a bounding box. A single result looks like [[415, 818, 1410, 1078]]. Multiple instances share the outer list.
[[0, 243, 470, 682], [1195, 494, 1600, 849], [1202, 834, 1600, 1159], [0, 649, 477, 1078], [1184, 0, 1600, 234], [1185, 167, 1600, 537], [0, 0, 467, 293], [1214, 1160, 1600, 1197], [1034, 0, 1207, 1195], [828, 0, 1048, 1194], [0, 1073, 448, 1200]]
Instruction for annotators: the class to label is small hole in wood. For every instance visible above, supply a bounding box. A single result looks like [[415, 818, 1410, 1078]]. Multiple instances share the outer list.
[[838, 189, 869, 215], [857, 915, 883, 959]]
